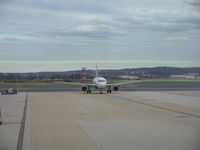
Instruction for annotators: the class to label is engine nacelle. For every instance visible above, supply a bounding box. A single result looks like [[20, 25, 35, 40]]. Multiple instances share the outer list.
[[113, 85, 119, 91], [82, 86, 87, 91]]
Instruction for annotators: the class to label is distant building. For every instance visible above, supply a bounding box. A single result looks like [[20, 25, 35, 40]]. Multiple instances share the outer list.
[[184, 73, 199, 78], [119, 75, 139, 80], [170, 73, 200, 79]]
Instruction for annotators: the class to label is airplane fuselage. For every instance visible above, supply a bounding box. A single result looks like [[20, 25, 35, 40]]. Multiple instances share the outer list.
[[93, 77, 107, 89]]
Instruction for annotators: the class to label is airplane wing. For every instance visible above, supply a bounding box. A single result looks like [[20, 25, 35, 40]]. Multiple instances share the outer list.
[[55, 82, 95, 86], [106, 81, 141, 86]]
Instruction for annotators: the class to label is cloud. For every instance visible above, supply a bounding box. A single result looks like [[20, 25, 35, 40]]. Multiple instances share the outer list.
[[39, 24, 126, 39], [0, 1, 126, 38], [1, 0, 200, 37], [184, 0, 200, 6], [0, 34, 30, 40], [119, 8, 200, 33], [0, 0, 200, 72], [166, 36, 190, 41]]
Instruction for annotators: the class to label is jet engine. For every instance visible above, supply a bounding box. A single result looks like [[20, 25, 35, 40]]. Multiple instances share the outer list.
[[82, 86, 87, 91], [113, 85, 119, 91]]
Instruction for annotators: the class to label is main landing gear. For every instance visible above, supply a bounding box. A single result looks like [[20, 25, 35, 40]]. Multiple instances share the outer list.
[[107, 86, 112, 93], [107, 90, 112, 93], [87, 90, 91, 94], [86, 86, 91, 94]]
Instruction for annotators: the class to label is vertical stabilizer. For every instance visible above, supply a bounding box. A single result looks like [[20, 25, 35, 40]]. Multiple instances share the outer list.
[[96, 63, 98, 77]]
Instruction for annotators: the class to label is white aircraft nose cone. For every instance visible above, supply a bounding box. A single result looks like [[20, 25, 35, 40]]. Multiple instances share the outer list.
[[99, 83, 106, 88]]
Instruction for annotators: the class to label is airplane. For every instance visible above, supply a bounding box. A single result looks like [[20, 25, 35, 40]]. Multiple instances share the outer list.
[[57, 64, 136, 94]]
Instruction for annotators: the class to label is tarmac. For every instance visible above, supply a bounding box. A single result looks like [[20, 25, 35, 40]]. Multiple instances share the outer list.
[[0, 91, 200, 150], [18, 87, 200, 92]]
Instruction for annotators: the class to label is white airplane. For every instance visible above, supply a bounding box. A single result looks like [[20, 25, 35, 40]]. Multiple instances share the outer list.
[[57, 64, 136, 94]]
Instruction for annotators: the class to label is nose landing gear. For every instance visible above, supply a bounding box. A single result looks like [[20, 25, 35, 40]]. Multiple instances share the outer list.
[[99, 89, 104, 94]]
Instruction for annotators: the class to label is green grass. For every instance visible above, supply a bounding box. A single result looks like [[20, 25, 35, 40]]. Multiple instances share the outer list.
[[119, 81, 200, 88], [0, 82, 77, 86], [136, 81, 200, 85], [0, 82, 79, 89]]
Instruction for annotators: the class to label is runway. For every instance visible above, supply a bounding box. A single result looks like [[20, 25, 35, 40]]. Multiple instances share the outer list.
[[19, 87, 200, 92], [1, 91, 200, 150]]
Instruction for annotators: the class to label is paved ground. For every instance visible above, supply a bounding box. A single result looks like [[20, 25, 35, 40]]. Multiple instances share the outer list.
[[0, 93, 26, 150], [19, 87, 200, 92], [1, 91, 200, 150], [30, 91, 200, 150]]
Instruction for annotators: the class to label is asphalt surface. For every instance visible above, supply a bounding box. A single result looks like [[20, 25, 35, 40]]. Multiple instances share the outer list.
[[0, 93, 27, 150], [18, 87, 200, 92], [1, 91, 200, 150]]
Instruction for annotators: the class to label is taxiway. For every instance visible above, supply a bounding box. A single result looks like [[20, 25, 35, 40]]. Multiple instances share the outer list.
[[0, 91, 200, 150]]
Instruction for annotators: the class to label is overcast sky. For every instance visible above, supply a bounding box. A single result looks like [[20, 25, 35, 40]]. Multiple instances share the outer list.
[[0, 0, 200, 72]]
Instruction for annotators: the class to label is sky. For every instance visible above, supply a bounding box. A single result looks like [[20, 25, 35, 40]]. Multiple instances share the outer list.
[[0, 0, 200, 72]]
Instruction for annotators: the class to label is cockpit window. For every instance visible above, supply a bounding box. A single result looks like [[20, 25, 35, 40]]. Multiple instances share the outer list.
[[98, 80, 105, 82]]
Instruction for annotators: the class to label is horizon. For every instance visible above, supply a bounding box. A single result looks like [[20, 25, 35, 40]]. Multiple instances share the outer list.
[[0, 61, 200, 74]]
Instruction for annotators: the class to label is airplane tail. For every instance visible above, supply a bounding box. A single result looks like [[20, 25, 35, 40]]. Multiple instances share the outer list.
[[95, 63, 98, 77]]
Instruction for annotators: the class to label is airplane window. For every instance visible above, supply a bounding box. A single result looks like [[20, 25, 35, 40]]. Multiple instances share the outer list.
[[98, 80, 105, 82]]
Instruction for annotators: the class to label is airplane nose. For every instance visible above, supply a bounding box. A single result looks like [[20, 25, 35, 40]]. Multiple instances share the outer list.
[[99, 83, 106, 88]]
